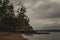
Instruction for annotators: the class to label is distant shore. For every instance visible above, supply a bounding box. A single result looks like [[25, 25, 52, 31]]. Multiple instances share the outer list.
[[0, 32, 28, 40]]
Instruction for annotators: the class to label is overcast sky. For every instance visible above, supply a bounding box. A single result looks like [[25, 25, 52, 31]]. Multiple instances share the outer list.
[[10, 0, 60, 30]]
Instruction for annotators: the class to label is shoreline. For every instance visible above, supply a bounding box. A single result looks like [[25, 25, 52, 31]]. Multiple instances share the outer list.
[[0, 32, 28, 40]]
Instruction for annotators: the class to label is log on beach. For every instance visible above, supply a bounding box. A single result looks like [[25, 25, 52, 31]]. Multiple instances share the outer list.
[[0, 32, 28, 40]]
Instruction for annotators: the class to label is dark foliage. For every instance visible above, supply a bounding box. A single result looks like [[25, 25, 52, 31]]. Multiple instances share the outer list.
[[0, 0, 33, 32]]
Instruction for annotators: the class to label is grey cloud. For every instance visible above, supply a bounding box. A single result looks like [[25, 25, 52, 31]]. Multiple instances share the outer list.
[[43, 2, 60, 19], [45, 12, 60, 19], [30, 0, 60, 19], [43, 24, 60, 30]]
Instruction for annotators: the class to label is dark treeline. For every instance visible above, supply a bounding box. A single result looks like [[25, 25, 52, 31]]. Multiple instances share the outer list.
[[0, 0, 33, 32]]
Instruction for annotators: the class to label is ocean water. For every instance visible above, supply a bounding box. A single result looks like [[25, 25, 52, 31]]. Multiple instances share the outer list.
[[22, 32, 60, 40]]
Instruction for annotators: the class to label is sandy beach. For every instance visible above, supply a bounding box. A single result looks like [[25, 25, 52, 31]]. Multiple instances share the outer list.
[[0, 32, 28, 40]]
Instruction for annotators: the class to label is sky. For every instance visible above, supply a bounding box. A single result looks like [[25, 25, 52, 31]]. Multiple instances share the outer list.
[[10, 0, 60, 30]]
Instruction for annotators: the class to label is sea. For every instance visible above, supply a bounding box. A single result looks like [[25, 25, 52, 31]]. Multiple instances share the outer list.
[[22, 32, 60, 40]]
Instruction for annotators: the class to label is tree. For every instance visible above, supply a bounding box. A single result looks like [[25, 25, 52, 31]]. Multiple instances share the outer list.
[[0, 0, 33, 32], [17, 2, 33, 31], [0, 0, 16, 31]]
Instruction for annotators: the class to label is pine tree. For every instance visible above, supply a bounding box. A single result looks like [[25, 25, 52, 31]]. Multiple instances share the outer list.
[[17, 2, 33, 31], [0, 0, 33, 32], [0, 0, 16, 31]]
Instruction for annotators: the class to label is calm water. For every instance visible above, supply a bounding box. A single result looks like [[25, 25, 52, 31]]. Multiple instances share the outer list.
[[22, 32, 60, 40]]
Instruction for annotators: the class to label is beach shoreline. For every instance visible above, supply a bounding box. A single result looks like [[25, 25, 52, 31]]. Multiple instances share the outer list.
[[0, 32, 28, 40]]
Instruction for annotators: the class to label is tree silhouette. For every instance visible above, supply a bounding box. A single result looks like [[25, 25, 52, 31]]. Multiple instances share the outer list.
[[0, 0, 16, 31], [17, 2, 33, 31], [0, 0, 33, 32]]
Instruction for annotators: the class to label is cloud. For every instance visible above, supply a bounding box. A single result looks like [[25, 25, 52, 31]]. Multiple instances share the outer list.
[[34, 1, 44, 8], [42, 2, 60, 19], [30, 0, 60, 19]]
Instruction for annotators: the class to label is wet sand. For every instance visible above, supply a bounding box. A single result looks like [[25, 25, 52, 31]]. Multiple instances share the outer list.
[[0, 32, 28, 40]]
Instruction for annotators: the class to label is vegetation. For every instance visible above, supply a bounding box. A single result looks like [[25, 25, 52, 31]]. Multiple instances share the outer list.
[[0, 0, 33, 32]]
